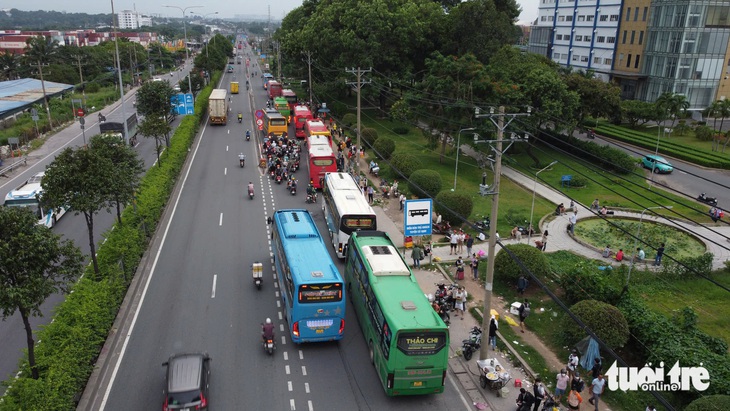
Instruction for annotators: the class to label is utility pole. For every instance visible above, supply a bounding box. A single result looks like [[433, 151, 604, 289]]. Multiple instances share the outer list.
[[345, 67, 371, 174], [111, 0, 129, 145], [304, 51, 313, 105], [474, 106, 530, 361]]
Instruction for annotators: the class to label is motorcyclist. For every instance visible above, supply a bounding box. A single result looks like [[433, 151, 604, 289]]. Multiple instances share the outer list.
[[238, 112, 243, 122], [246, 129, 251, 139], [262, 318, 275, 342], [246, 80, 250, 89]]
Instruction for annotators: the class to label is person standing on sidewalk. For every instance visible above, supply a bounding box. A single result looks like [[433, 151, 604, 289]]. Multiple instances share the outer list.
[[555, 369, 570, 404], [533, 378, 546, 411], [449, 232, 458, 255], [488, 315, 498, 350], [470, 254, 479, 280], [567, 349, 580, 380], [540, 230, 549, 251], [569, 212, 577, 235], [465, 233, 473, 256], [453, 286, 467, 319], [399, 193, 405, 211], [411, 244, 423, 268], [454, 256, 465, 280], [654, 243, 665, 266], [367, 185, 374, 204], [589, 374, 605, 410], [518, 299, 530, 333], [456, 230, 465, 253]]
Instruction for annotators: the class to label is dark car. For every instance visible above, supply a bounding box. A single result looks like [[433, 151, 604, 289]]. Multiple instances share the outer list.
[[162, 352, 211, 411]]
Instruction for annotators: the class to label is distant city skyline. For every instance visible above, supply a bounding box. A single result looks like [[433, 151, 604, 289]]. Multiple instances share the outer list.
[[1, 1, 539, 25]]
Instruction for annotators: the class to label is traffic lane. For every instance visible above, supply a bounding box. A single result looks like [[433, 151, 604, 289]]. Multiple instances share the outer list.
[[576, 133, 730, 208]]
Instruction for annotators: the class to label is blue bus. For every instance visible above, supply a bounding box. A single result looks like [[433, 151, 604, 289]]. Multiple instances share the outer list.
[[271, 209, 346, 343]]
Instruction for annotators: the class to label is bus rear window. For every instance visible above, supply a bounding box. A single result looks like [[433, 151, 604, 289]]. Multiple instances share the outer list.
[[312, 158, 334, 166], [299, 283, 342, 303], [271, 119, 287, 126], [396, 331, 447, 355]]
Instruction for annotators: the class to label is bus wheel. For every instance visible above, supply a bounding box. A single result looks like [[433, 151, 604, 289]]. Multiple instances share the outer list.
[[369, 341, 375, 365]]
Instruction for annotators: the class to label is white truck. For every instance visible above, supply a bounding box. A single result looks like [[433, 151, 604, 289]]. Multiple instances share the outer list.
[[4, 171, 66, 228], [209, 89, 228, 125]]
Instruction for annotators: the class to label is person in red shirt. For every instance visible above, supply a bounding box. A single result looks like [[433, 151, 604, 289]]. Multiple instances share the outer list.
[[615, 249, 624, 261]]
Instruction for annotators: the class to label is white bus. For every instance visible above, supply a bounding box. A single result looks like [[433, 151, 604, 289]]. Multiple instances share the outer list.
[[3, 172, 66, 228], [322, 172, 377, 258]]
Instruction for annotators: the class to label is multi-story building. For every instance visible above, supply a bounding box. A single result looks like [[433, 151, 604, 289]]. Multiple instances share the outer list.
[[528, 0, 730, 110], [117, 10, 152, 29]]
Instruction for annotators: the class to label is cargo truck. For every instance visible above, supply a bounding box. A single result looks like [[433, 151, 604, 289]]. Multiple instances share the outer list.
[[99, 113, 138, 145], [209, 89, 228, 125], [231, 81, 239, 94]]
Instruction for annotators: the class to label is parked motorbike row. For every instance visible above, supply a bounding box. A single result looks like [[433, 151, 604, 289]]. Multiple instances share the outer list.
[[426, 283, 460, 326]]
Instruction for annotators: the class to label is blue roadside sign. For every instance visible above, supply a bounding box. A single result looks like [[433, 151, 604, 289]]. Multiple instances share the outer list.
[[171, 93, 194, 115], [404, 199, 433, 236]]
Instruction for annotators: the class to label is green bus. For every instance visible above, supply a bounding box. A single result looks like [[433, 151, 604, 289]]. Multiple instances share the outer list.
[[344, 231, 449, 396], [274, 96, 291, 119]]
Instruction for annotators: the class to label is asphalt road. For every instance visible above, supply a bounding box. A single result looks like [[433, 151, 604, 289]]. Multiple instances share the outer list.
[[95, 47, 470, 410], [575, 130, 730, 211], [0, 68, 190, 391]]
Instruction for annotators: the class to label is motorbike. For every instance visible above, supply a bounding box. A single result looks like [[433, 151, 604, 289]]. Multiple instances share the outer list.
[[263, 337, 276, 355], [434, 283, 457, 312], [462, 326, 483, 361], [239, 156, 245, 168], [369, 162, 380, 177], [252, 262, 263, 290], [698, 193, 718, 206], [238, 115, 243, 123], [248, 186, 254, 199], [475, 216, 491, 232], [587, 129, 596, 139], [290, 185, 297, 195], [432, 221, 452, 235], [306, 192, 318, 204], [246, 131, 251, 141], [275, 174, 283, 184]]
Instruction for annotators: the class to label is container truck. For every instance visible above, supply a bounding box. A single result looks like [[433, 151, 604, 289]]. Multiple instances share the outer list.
[[209, 89, 228, 125]]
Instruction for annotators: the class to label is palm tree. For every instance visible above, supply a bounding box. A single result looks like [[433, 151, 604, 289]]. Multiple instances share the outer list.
[[706, 100, 730, 151], [0, 50, 19, 80], [655, 92, 689, 134], [24, 35, 59, 126]]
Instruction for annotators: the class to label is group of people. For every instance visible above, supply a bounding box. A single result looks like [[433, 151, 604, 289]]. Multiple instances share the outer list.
[[448, 230, 474, 255], [602, 243, 665, 266], [264, 133, 301, 176], [709, 206, 724, 222]]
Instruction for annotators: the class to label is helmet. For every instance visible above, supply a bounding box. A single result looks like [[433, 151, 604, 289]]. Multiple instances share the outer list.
[[265, 318, 272, 324]]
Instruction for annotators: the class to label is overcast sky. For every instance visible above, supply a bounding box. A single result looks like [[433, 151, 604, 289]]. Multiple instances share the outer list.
[[2, 1, 538, 25]]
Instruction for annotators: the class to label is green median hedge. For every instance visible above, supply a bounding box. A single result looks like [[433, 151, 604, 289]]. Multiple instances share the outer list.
[[0, 72, 221, 411], [594, 124, 730, 169]]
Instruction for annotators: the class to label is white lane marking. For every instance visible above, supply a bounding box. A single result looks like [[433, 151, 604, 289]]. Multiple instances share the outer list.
[[308, 400, 313, 411], [226, 145, 229, 151], [99, 95, 213, 410], [285, 365, 290, 375], [290, 399, 296, 410], [305, 382, 310, 394], [276, 300, 281, 308], [283, 352, 288, 361], [299, 350, 304, 360], [281, 335, 287, 345], [211, 275, 217, 298], [219, 213, 223, 226], [279, 324, 285, 332], [301, 366, 307, 376], [224, 168, 227, 176], [278, 311, 283, 320], [287, 381, 293, 391]]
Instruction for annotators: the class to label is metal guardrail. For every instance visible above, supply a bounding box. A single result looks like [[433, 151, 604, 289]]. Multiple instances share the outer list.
[[0, 156, 28, 177]]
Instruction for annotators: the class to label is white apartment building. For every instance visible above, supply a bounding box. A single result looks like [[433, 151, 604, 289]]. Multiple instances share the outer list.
[[117, 10, 152, 29]]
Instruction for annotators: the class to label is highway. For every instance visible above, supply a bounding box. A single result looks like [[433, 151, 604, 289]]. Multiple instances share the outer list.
[[0, 68, 189, 391], [91, 44, 470, 410]]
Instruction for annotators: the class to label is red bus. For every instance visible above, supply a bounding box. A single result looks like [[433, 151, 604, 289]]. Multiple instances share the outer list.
[[268, 80, 283, 99], [308, 144, 337, 189], [282, 89, 297, 111], [305, 120, 332, 147], [294, 106, 314, 139], [307, 134, 332, 152]]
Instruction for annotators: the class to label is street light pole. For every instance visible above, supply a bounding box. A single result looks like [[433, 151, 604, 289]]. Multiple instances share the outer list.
[[164, 4, 202, 98], [623, 205, 672, 294], [527, 161, 558, 244], [110, 0, 129, 145], [452, 127, 476, 191]]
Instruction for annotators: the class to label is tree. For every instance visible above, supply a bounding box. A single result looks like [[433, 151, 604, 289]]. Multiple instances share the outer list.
[[408, 169, 442, 199], [0, 50, 19, 80], [655, 92, 689, 133], [494, 243, 549, 282], [88, 134, 144, 225], [620, 100, 656, 127], [564, 71, 621, 127], [41, 147, 116, 278], [434, 191, 473, 226], [139, 117, 173, 165], [706, 99, 730, 151], [562, 299, 629, 349], [372, 138, 396, 160], [24, 35, 59, 125], [685, 395, 730, 411], [389, 152, 422, 178], [0, 207, 83, 379], [136, 80, 174, 156]]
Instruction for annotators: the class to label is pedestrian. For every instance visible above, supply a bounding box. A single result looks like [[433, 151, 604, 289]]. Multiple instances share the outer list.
[[567, 349, 580, 380], [654, 243, 665, 266], [591, 198, 599, 211], [399, 194, 405, 211], [518, 299, 530, 333], [367, 185, 374, 204], [634, 247, 645, 262], [571, 372, 585, 394], [588, 374, 605, 410], [456, 230, 465, 253], [465, 233, 474, 256], [569, 212, 577, 235], [449, 232, 458, 255], [591, 358, 602, 382], [517, 275, 528, 295], [411, 244, 423, 268], [488, 315, 498, 350], [569, 199, 575, 210], [533, 378, 546, 411], [511, 226, 522, 241], [454, 256, 465, 280], [454, 286, 467, 319], [555, 368, 570, 404], [470, 254, 479, 280], [516, 387, 535, 411], [602, 245, 611, 258], [540, 230, 548, 251], [615, 248, 624, 262]]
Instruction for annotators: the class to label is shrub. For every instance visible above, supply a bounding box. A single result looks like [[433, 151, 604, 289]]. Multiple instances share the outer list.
[[341, 113, 357, 128], [694, 125, 715, 142], [361, 127, 379, 148], [493, 243, 549, 283], [408, 169, 442, 199], [390, 152, 422, 178], [685, 395, 730, 411], [393, 126, 409, 135], [562, 299, 629, 349], [85, 82, 101, 93], [569, 177, 587, 188], [372, 138, 396, 160], [435, 191, 473, 226], [557, 264, 620, 305]]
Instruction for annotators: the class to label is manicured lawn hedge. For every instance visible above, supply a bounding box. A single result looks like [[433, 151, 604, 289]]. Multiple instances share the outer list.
[[0, 72, 221, 411]]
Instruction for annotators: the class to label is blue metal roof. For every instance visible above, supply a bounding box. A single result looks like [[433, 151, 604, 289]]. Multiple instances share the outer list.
[[0, 78, 74, 117]]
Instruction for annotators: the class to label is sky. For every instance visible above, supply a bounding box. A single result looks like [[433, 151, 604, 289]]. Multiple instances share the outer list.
[[2, 0, 539, 25]]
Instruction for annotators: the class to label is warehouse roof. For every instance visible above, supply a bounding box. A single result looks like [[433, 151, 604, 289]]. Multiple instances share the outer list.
[[0, 78, 74, 118]]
